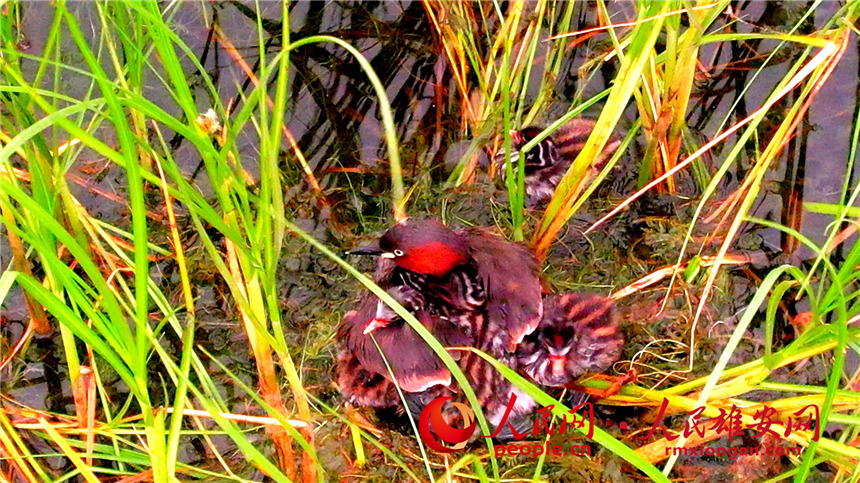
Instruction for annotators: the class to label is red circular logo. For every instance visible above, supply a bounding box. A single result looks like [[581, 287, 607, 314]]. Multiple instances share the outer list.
[[418, 396, 477, 453]]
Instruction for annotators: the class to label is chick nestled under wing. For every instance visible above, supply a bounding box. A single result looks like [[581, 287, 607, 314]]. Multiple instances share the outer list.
[[517, 293, 622, 388]]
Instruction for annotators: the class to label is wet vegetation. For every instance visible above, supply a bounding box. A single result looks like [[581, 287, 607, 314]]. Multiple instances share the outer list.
[[1, 1, 859, 482]]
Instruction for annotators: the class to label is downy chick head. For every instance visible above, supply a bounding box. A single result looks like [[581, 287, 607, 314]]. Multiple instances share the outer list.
[[517, 293, 622, 387]]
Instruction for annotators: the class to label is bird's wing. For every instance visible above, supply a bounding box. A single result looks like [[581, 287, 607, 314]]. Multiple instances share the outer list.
[[464, 227, 543, 350], [335, 348, 400, 407]]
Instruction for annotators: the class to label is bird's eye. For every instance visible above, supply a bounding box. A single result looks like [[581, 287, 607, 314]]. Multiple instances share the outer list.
[[393, 249, 404, 257]]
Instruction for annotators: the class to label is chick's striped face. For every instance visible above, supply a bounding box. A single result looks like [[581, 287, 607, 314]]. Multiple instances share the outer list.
[[492, 127, 559, 175], [538, 328, 574, 381], [540, 327, 574, 356]]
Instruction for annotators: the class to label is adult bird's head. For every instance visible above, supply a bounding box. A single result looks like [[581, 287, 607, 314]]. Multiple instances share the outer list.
[[350, 219, 470, 278]]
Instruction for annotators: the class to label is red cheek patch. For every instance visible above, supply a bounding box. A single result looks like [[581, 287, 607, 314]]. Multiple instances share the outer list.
[[398, 242, 468, 277]]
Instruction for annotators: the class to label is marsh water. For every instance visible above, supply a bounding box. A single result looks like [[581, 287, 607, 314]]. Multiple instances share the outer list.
[[2, 1, 859, 480]]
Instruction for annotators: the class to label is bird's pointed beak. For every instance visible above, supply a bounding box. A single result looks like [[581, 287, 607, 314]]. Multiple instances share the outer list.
[[349, 240, 383, 256], [363, 317, 389, 335], [549, 355, 566, 376]]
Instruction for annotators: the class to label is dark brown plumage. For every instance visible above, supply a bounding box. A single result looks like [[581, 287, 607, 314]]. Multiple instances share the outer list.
[[335, 344, 399, 408], [493, 118, 622, 205], [342, 220, 629, 440], [351, 218, 543, 361], [516, 293, 623, 387], [336, 285, 466, 408], [336, 283, 537, 440]]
